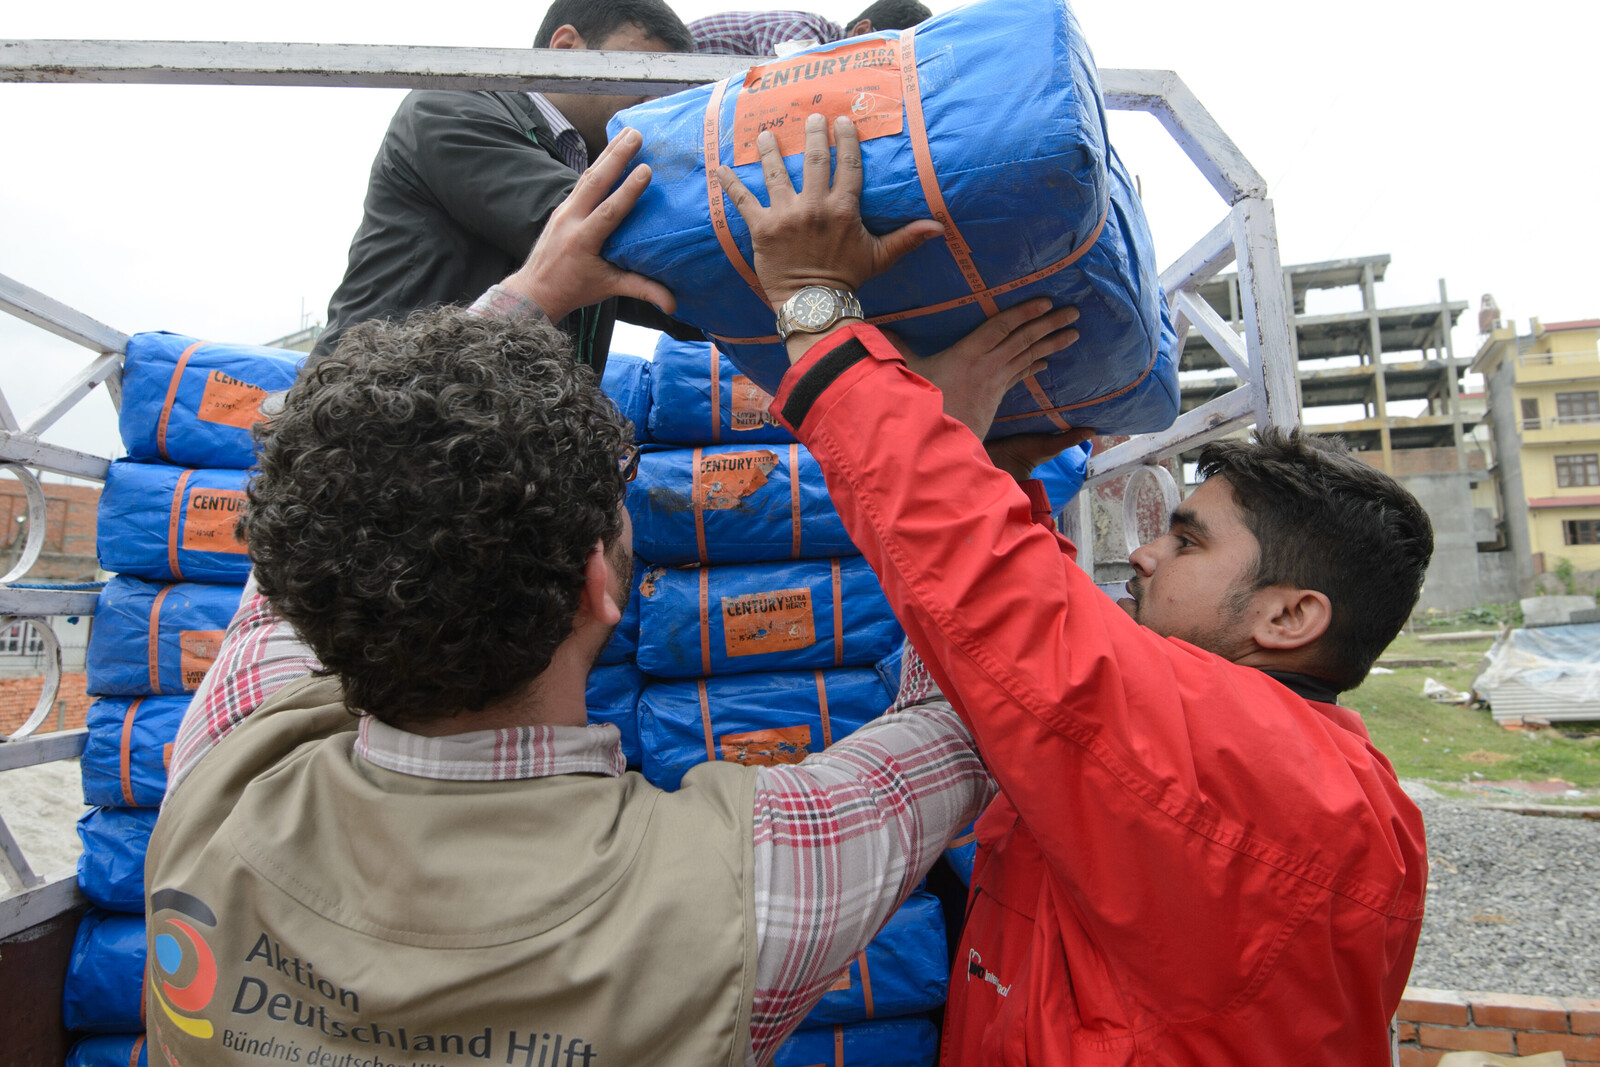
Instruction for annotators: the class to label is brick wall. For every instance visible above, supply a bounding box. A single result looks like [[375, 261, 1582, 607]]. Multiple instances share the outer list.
[[0, 480, 101, 581], [1400, 986, 1600, 1065], [0, 672, 90, 735]]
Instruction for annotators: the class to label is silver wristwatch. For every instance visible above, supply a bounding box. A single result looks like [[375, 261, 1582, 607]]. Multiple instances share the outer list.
[[775, 286, 864, 341]]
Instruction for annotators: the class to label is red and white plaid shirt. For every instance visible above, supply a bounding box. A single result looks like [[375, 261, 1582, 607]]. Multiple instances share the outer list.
[[689, 10, 843, 55], [170, 579, 990, 1065]]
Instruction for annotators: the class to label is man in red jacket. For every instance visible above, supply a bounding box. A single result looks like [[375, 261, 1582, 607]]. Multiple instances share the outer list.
[[715, 115, 1430, 1063]]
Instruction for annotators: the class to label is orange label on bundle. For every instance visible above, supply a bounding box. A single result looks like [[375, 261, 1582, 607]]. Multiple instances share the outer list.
[[719, 725, 813, 766], [732, 40, 904, 166], [722, 587, 815, 657], [182, 489, 248, 554], [696, 449, 779, 510], [730, 376, 780, 431], [179, 630, 225, 688], [197, 370, 269, 430]]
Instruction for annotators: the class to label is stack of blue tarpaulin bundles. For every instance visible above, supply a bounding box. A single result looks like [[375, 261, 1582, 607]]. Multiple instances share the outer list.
[[603, 0, 1179, 441], [617, 337, 952, 1063], [68, 331, 300, 1058]]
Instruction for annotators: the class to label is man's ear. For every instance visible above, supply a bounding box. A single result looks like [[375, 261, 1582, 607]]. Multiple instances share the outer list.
[[547, 24, 585, 50], [848, 18, 874, 36], [577, 539, 623, 628], [1251, 587, 1332, 653]]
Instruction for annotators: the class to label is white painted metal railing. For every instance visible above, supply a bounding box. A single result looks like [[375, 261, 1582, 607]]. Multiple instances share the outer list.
[[0, 39, 1299, 934]]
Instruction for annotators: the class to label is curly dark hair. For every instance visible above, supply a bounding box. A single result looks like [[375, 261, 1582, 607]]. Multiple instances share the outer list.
[[242, 307, 631, 726], [1197, 429, 1434, 692]]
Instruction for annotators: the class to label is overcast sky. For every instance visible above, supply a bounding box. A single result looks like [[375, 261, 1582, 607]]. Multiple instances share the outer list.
[[2, 0, 1595, 462]]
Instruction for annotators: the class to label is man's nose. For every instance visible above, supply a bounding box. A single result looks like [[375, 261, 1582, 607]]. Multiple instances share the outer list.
[[1128, 541, 1157, 577]]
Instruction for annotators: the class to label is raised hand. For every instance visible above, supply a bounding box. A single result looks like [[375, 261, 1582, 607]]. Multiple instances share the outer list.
[[891, 298, 1083, 441], [715, 114, 943, 310], [501, 127, 677, 323]]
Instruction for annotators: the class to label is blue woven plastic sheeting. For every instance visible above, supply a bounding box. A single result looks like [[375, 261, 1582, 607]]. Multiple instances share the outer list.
[[601, 351, 653, 443], [636, 557, 902, 678], [800, 889, 949, 1026], [98, 461, 253, 585], [63, 910, 147, 1033], [82, 696, 191, 808], [638, 665, 895, 790], [587, 663, 645, 767], [76, 806, 158, 912], [68, 1034, 149, 1067], [945, 821, 978, 886], [1034, 440, 1094, 516], [648, 337, 795, 446], [86, 576, 245, 696], [774, 1017, 939, 1067], [120, 332, 303, 469], [603, 0, 1177, 439], [629, 444, 855, 565]]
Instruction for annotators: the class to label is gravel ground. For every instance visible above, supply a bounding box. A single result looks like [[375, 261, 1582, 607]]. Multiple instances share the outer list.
[[1406, 781, 1600, 997]]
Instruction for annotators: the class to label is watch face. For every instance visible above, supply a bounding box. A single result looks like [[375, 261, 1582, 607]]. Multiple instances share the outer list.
[[790, 287, 839, 329]]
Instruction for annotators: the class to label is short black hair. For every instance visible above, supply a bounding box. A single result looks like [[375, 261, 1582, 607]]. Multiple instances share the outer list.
[[243, 307, 631, 726], [534, 0, 694, 52], [848, 0, 931, 32], [1196, 429, 1433, 692]]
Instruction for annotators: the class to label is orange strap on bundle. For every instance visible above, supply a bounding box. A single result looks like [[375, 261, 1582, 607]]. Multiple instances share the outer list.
[[166, 470, 193, 580], [830, 559, 844, 667], [789, 444, 803, 559], [156, 341, 207, 462], [147, 586, 173, 694], [697, 680, 716, 762], [119, 698, 144, 806]]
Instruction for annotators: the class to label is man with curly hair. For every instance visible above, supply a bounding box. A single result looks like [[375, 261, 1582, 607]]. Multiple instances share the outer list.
[[143, 129, 1019, 1067]]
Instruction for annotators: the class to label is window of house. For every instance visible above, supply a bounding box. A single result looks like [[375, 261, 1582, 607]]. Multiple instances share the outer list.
[[1556, 454, 1600, 488], [1555, 391, 1600, 424], [1521, 397, 1540, 431], [0, 623, 43, 655], [1565, 519, 1600, 546]]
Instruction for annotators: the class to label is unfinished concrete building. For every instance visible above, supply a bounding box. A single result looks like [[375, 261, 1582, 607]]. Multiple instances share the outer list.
[[1091, 254, 1512, 612]]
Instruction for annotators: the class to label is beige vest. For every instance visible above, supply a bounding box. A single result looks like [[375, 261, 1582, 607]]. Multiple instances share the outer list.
[[146, 676, 758, 1067]]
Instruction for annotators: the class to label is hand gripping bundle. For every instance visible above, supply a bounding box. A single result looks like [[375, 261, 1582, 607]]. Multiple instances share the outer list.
[[603, 0, 1179, 439], [69, 331, 295, 1057]]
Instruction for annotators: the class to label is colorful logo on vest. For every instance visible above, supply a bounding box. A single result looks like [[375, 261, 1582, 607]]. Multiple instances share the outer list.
[[150, 888, 220, 1039]]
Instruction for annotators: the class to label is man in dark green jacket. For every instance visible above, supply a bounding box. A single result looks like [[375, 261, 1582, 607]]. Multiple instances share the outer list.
[[314, 0, 699, 369]]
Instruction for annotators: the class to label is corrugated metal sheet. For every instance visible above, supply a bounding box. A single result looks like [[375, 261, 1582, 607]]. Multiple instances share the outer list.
[[1485, 678, 1600, 723]]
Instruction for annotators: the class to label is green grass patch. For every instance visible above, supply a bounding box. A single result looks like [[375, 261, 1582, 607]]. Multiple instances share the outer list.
[[1351, 631, 1600, 788]]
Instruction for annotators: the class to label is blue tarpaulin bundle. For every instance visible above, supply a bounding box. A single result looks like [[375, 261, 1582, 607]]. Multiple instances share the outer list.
[[587, 663, 644, 767], [647, 337, 795, 445], [120, 331, 304, 469], [98, 460, 252, 584], [86, 576, 244, 696], [68, 1035, 149, 1067], [774, 1018, 939, 1067], [601, 351, 653, 442], [636, 557, 901, 678], [82, 696, 189, 808], [801, 889, 949, 1026], [628, 443, 853, 565], [1036, 441, 1093, 515], [945, 822, 978, 886], [602, 0, 1178, 439], [76, 806, 157, 912], [639, 665, 895, 790], [596, 566, 642, 666], [63, 909, 146, 1033]]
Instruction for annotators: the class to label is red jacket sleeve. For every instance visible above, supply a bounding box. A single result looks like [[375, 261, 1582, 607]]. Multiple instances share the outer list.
[[771, 324, 1426, 1018]]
